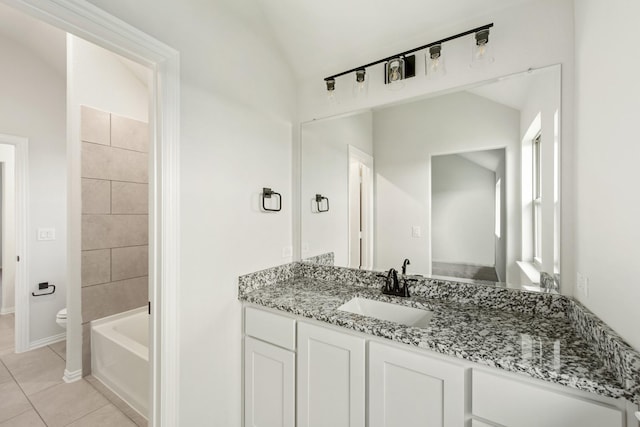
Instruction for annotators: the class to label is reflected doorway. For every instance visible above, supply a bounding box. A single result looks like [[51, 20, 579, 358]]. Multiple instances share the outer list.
[[348, 146, 373, 270], [431, 148, 506, 282]]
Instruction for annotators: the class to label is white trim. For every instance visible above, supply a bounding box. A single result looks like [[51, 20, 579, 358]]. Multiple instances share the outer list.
[[0, 307, 15, 315], [29, 332, 65, 350], [0, 1, 181, 425], [0, 134, 29, 353], [63, 368, 82, 383]]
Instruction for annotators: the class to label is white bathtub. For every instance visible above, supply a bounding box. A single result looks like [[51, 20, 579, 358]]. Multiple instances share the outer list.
[[91, 307, 149, 418]]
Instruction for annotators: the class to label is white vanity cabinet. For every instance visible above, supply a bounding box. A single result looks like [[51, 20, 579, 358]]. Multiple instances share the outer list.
[[369, 341, 466, 427], [244, 337, 295, 427], [297, 321, 366, 427], [242, 304, 637, 427], [243, 307, 296, 427], [471, 369, 626, 427]]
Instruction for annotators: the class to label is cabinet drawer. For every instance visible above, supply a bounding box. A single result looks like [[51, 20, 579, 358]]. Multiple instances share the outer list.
[[245, 307, 296, 350], [472, 370, 624, 427]]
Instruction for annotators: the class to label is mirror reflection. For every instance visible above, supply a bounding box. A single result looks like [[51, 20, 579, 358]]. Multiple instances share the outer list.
[[301, 65, 561, 290]]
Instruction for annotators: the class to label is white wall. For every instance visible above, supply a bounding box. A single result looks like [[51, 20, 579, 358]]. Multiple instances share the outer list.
[[66, 35, 150, 376], [84, 0, 297, 423], [301, 112, 373, 265], [0, 34, 67, 342], [296, 0, 575, 293], [373, 92, 519, 277], [432, 154, 495, 266], [574, 0, 640, 351]]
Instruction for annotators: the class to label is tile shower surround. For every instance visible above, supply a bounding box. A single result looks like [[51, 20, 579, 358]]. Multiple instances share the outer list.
[[239, 261, 640, 403], [80, 106, 149, 375]]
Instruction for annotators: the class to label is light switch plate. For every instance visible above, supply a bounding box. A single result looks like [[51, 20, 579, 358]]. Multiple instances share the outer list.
[[37, 228, 56, 241], [411, 226, 421, 238]]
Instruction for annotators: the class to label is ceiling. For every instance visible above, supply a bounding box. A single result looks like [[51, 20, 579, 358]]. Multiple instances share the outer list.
[[253, 0, 536, 82], [457, 149, 505, 172], [0, 2, 66, 77]]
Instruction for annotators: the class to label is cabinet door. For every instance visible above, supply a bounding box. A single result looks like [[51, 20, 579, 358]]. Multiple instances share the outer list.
[[297, 322, 365, 427], [369, 341, 466, 427], [244, 337, 295, 427]]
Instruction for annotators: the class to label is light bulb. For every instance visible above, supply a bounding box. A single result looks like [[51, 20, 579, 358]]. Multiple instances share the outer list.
[[426, 44, 445, 79], [353, 69, 368, 98], [471, 29, 494, 68], [326, 78, 337, 104], [386, 57, 406, 90]]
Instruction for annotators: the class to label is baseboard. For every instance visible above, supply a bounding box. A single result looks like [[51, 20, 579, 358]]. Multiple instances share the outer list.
[[0, 306, 15, 315], [64, 368, 82, 383], [29, 332, 66, 351]]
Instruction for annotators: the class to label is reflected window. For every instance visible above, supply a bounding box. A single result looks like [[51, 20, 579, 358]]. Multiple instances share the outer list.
[[532, 133, 542, 265], [495, 178, 501, 238]]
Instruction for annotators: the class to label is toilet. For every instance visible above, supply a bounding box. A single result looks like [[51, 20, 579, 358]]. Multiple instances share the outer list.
[[56, 308, 67, 329]]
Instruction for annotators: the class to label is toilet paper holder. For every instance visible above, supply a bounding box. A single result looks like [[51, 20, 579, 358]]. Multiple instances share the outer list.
[[32, 282, 56, 297]]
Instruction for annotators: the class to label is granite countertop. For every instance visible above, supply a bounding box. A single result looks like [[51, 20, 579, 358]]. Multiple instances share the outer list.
[[240, 275, 631, 401]]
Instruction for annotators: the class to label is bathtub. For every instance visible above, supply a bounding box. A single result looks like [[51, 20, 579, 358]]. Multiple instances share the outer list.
[[91, 307, 149, 418]]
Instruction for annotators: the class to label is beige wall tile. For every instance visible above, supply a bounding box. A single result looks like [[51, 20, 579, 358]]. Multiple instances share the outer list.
[[111, 182, 148, 214], [81, 249, 111, 286], [111, 246, 148, 282], [82, 215, 148, 250], [82, 179, 110, 214], [81, 106, 110, 145], [81, 277, 148, 323], [30, 379, 108, 427], [111, 115, 149, 153], [82, 143, 148, 183]]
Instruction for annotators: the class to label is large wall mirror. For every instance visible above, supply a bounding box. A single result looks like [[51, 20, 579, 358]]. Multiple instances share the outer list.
[[301, 65, 561, 289]]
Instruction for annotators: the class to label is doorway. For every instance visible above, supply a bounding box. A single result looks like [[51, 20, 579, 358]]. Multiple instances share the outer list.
[[348, 145, 374, 270], [431, 148, 506, 283], [0, 0, 180, 424]]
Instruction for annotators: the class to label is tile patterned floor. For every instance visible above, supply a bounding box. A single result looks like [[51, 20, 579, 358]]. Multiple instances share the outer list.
[[0, 314, 146, 426]]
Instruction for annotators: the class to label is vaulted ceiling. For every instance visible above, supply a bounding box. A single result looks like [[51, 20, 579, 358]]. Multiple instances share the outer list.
[[253, 0, 537, 82], [0, 2, 66, 77]]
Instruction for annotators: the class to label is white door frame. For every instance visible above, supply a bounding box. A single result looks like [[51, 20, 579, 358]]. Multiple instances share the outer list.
[[0, 135, 28, 351], [0, 1, 181, 425], [347, 145, 374, 269]]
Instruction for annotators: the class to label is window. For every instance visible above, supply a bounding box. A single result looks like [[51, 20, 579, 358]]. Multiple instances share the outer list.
[[532, 133, 542, 265]]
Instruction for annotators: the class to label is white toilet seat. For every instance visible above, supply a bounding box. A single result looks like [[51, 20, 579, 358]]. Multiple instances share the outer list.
[[56, 308, 67, 328]]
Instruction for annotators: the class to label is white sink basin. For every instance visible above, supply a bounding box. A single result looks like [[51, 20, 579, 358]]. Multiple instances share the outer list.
[[338, 298, 433, 328]]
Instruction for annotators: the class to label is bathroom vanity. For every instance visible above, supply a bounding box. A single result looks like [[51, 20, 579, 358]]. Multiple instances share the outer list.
[[239, 262, 640, 427]]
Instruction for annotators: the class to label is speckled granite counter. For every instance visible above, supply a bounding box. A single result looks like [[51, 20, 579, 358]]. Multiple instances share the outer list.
[[238, 262, 640, 403]]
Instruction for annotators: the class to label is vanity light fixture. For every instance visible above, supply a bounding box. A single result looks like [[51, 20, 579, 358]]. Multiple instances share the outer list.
[[471, 28, 494, 67], [386, 58, 404, 82], [385, 57, 405, 90], [353, 68, 368, 98], [323, 23, 493, 98], [326, 78, 336, 101], [426, 44, 445, 79]]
